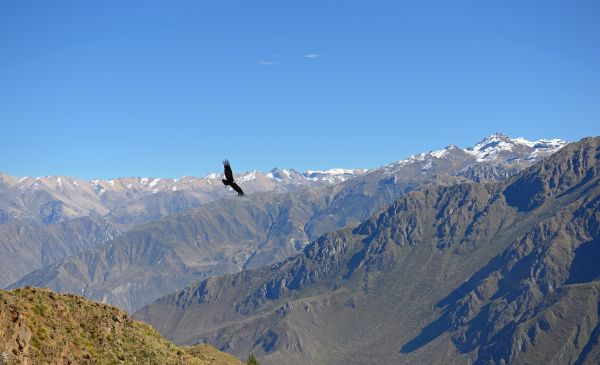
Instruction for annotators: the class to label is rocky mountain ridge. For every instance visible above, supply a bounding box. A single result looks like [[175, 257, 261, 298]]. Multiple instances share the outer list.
[[0, 133, 565, 225], [0, 168, 365, 226], [134, 136, 599, 365], [5, 133, 570, 313]]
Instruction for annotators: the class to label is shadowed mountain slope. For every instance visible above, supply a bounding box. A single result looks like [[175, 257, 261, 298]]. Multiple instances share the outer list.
[[135, 136, 599, 365]]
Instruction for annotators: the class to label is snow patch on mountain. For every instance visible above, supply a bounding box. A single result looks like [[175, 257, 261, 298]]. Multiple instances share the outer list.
[[302, 168, 367, 183], [269, 168, 299, 180], [383, 144, 458, 174], [239, 171, 257, 182], [304, 168, 357, 175], [266, 172, 280, 181]]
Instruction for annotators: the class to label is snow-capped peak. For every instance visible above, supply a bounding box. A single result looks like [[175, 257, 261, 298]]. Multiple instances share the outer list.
[[149, 178, 161, 187], [264, 167, 366, 184], [382, 133, 567, 175], [239, 171, 257, 182], [266, 168, 299, 181], [302, 168, 367, 183], [204, 173, 220, 179], [384, 144, 458, 173], [465, 133, 567, 162], [304, 168, 358, 176], [465, 133, 515, 162]]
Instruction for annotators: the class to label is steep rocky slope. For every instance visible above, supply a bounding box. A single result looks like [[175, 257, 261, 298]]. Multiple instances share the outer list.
[[135, 136, 599, 365], [0, 287, 244, 365]]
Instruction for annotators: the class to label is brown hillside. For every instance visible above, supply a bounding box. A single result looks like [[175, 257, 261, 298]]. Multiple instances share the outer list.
[[0, 287, 243, 365]]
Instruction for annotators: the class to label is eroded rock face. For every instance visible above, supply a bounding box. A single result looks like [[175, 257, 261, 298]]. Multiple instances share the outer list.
[[0, 299, 31, 364], [432, 196, 600, 364], [504, 137, 599, 211]]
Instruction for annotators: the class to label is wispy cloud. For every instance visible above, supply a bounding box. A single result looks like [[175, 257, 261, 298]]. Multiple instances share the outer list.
[[259, 53, 319, 66]]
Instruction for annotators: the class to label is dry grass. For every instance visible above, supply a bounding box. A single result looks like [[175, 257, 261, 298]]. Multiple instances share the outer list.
[[0, 287, 243, 365]]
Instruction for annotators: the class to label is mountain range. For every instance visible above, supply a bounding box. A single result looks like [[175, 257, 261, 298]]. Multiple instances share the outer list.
[[6, 133, 569, 314], [0, 166, 365, 288], [0, 167, 367, 226], [134, 136, 600, 365]]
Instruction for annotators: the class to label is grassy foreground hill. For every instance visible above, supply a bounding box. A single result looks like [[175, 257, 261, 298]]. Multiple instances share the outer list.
[[0, 287, 243, 365]]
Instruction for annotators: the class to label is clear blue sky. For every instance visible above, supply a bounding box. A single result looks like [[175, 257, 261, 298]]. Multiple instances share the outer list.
[[1, 1, 599, 179]]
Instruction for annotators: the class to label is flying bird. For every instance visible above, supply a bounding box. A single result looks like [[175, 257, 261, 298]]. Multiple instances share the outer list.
[[222, 159, 244, 196]]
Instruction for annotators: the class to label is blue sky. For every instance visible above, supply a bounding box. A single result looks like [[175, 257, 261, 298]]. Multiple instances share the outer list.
[[1, 1, 599, 179]]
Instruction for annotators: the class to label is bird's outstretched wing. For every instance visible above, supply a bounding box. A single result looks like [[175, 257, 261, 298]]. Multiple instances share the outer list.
[[231, 182, 244, 196], [223, 159, 234, 182]]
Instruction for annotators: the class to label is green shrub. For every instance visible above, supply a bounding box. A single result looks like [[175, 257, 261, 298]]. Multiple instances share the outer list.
[[247, 353, 260, 365]]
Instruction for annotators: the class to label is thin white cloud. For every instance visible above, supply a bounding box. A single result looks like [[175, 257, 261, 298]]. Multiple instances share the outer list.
[[259, 60, 276, 66], [303, 54, 320, 58]]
